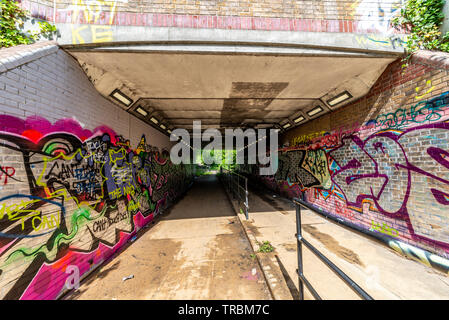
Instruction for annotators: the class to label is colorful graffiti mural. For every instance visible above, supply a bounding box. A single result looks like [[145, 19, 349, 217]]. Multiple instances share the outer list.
[[0, 115, 192, 299], [252, 91, 449, 259]]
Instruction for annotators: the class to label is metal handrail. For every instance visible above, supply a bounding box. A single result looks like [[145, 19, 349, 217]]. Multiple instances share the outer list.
[[293, 197, 373, 300], [220, 168, 249, 220]]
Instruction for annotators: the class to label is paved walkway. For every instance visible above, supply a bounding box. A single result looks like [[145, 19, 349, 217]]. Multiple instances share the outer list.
[[244, 183, 449, 300], [64, 175, 272, 300]]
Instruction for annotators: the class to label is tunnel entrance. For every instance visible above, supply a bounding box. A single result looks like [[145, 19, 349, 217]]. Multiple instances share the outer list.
[[2, 32, 449, 302], [65, 46, 399, 136]]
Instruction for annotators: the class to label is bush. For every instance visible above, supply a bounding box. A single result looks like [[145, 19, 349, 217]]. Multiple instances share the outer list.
[[0, 0, 57, 48], [392, 0, 449, 56]]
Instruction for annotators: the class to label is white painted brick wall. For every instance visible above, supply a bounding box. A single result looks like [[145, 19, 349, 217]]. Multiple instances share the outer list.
[[0, 42, 171, 151]]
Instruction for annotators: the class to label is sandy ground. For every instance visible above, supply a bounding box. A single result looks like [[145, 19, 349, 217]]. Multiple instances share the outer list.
[[63, 175, 272, 300], [244, 182, 449, 300]]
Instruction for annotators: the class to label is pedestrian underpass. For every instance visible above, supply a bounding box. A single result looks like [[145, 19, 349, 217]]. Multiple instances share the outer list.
[[2, 0, 449, 301], [60, 170, 449, 300]]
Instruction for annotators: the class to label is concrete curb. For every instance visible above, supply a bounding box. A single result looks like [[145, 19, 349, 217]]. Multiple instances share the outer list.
[[219, 179, 294, 300], [236, 214, 295, 301]]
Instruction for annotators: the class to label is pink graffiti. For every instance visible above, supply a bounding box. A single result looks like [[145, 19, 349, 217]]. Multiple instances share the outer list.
[[330, 122, 449, 250], [0, 115, 119, 144], [20, 210, 155, 300]]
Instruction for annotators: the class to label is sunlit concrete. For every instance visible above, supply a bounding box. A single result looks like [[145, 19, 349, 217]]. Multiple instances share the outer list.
[[58, 25, 406, 54], [243, 185, 449, 300]]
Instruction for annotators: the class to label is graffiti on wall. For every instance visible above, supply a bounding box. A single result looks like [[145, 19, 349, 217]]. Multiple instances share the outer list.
[[255, 91, 449, 258], [275, 149, 332, 189], [350, 0, 407, 50], [59, 0, 128, 44], [290, 131, 326, 147], [354, 34, 406, 49], [330, 121, 449, 246], [373, 91, 449, 129], [353, 0, 404, 34], [0, 115, 192, 299]]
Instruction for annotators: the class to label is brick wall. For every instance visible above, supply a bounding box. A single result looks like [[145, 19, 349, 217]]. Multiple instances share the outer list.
[[20, 0, 407, 34], [0, 42, 193, 299], [255, 50, 449, 261]]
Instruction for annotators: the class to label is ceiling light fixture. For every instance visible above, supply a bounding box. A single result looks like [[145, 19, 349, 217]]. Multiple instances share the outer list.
[[326, 91, 353, 107], [136, 106, 148, 117], [150, 117, 159, 124], [294, 115, 305, 123], [110, 89, 133, 107], [282, 122, 291, 129], [160, 124, 166, 130], [307, 106, 323, 117]]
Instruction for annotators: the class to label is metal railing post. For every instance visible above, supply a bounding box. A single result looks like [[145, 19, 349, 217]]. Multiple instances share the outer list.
[[296, 203, 304, 300], [292, 197, 373, 300], [237, 173, 240, 204], [245, 178, 249, 220]]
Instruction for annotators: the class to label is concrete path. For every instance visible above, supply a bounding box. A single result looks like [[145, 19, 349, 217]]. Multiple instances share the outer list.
[[64, 175, 272, 300], [243, 183, 449, 300]]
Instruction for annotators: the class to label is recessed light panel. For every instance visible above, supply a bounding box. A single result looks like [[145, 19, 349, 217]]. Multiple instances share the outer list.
[[136, 107, 148, 117], [150, 117, 159, 124], [307, 106, 323, 117], [327, 91, 352, 107], [294, 116, 305, 123], [282, 122, 291, 129], [110, 89, 133, 106]]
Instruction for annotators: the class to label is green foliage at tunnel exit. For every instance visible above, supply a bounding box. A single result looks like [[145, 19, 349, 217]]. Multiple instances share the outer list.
[[0, 0, 57, 48], [195, 149, 237, 171], [392, 0, 449, 58]]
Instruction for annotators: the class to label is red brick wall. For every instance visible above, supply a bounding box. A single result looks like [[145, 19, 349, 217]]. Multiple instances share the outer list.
[[259, 50, 449, 260], [19, 0, 407, 34]]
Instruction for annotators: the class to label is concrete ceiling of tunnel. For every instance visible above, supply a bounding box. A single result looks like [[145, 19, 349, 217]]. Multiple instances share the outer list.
[[69, 51, 396, 133]]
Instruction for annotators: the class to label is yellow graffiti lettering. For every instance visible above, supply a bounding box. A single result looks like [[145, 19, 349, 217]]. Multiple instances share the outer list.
[[127, 200, 139, 212], [30, 214, 60, 231], [0, 199, 41, 221], [371, 220, 399, 237], [415, 80, 435, 100], [71, 25, 88, 44], [42, 216, 52, 229], [355, 35, 369, 46], [32, 216, 42, 231], [123, 185, 135, 196], [108, 187, 123, 199], [291, 131, 325, 146], [19, 213, 41, 230], [91, 25, 113, 43], [50, 214, 61, 229]]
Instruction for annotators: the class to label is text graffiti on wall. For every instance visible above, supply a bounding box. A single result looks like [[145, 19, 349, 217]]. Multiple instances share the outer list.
[[258, 91, 449, 256], [0, 115, 192, 300], [60, 0, 128, 44], [373, 91, 449, 129]]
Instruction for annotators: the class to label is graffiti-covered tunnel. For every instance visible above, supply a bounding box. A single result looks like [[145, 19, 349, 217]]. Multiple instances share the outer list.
[[2, 0, 449, 301]]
